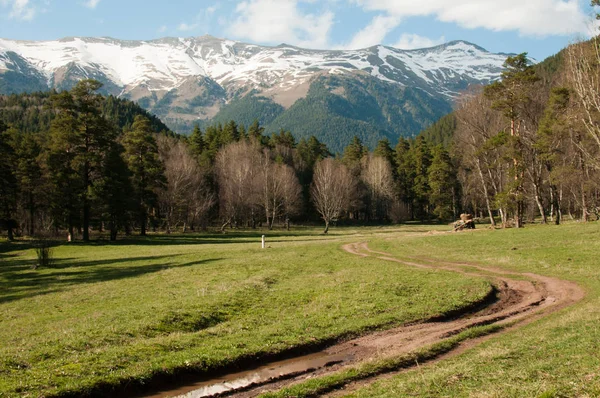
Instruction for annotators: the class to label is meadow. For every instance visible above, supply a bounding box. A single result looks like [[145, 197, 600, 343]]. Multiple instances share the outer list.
[[0, 227, 490, 397], [262, 222, 600, 397]]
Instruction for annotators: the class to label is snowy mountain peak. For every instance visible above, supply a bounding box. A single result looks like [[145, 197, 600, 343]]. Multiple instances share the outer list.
[[0, 35, 511, 140]]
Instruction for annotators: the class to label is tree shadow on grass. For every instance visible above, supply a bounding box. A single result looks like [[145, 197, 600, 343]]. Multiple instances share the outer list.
[[0, 256, 222, 304]]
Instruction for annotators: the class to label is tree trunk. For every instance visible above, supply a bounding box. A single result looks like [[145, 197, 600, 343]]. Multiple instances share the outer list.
[[83, 160, 90, 241], [476, 161, 496, 227], [533, 182, 547, 224], [220, 219, 230, 233], [499, 208, 508, 228], [7, 225, 14, 241], [109, 221, 118, 241], [323, 219, 329, 234], [515, 199, 524, 228], [28, 192, 35, 236], [68, 215, 74, 241], [140, 211, 147, 236], [551, 185, 561, 225], [582, 183, 589, 222]]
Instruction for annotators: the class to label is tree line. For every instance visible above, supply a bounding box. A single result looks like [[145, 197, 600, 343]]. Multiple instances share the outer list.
[[453, 33, 600, 227], [3, 10, 599, 239], [0, 79, 462, 240]]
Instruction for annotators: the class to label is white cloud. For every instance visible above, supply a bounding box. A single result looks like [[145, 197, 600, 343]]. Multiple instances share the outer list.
[[158, 25, 167, 33], [228, 0, 334, 49], [178, 22, 198, 32], [393, 33, 445, 49], [353, 0, 590, 37], [343, 14, 400, 49], [84, 0, 100, 9], [1, 0, 36, 20]]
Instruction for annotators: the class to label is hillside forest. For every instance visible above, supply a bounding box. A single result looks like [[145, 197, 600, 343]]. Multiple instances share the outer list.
[[0, 31, 599, 240]]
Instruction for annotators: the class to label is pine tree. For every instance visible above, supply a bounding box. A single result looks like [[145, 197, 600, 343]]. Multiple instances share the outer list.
[[221, 120, 240, 145], [93, 142, 134, 241], [122, 115, 166, 236], [484, 53, 538, 228], [248, 119, 265, 140], [48, 79, 118, 241], [428, 145, 458, 220], [0, 122, 17, 240], [411, 136, 432, 220], [14, 130, 44, 236], [342, 136, 366, 175], [189, 124, 205, 158], [395, 137, 415, 214], [374, 138, 396, 170], [536, 87, 571, 225]]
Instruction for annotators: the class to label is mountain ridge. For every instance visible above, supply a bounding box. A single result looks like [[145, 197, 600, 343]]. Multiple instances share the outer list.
[[0, 35, 512, 150]]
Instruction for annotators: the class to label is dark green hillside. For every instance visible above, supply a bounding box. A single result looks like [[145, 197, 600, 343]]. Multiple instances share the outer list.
[[266, 75, 451, 152], [415, 47, 570, 148], [0, 91, 173, 134], [211, 92, 285, 128], [418, 113, 457, 147]]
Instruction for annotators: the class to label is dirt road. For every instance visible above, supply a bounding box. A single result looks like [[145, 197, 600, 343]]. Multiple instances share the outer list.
[[151, 242, 584, 398]]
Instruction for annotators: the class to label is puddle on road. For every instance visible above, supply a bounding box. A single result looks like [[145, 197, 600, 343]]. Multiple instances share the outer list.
[[144, 351, 352, 398]]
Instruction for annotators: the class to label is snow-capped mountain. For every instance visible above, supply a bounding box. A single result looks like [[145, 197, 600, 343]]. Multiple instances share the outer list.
[[0, 35, 510, 150]]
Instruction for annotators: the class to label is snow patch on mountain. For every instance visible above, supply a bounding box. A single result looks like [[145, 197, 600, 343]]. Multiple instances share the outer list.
[[0, 36, 509, 100]]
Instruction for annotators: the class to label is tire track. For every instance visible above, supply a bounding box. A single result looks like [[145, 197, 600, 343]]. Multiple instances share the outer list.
[[155, 242, 584, 398]]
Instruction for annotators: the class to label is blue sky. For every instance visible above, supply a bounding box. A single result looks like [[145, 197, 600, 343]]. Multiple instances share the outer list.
[[0, 0, 598, 61]]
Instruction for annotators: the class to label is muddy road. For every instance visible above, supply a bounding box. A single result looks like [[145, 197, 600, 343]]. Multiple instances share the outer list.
[[147, 242, 584, 398]]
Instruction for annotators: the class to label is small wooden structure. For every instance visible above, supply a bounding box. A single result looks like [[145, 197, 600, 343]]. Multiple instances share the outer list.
[[453, 214, 475, 231]]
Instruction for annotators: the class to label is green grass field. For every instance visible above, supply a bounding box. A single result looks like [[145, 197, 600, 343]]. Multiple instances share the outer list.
[[262, 223, 600, 397], [343, 223, 600, 398], [0, 227, 491, 397]]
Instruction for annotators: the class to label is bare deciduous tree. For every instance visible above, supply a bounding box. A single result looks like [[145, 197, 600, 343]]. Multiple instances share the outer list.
[[567, 39, 600, 168], [256, 149, 303, 229], [311, 158, 355, 234], [157, 135, 215, 233], [361, 154, 395, 220], [455, 89, 508, 226], [216, 140, 260, 231]]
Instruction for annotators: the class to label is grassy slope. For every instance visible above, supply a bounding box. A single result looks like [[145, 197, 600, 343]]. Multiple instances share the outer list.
[[337, 223, 600, 397], [0, 228, 490, 397]]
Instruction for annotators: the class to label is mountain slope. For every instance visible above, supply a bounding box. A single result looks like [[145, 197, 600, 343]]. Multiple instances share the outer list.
[[0, 36, 511, 149]]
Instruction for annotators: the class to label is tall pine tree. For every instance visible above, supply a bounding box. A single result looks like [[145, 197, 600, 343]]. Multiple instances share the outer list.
[[122, 115, 166, 236]]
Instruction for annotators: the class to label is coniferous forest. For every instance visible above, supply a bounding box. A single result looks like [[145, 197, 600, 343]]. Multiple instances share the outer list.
[[1, 34, 600, 240]]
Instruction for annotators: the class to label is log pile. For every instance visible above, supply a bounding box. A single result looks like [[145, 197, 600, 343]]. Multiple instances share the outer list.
[[453, 214, 475, 231]]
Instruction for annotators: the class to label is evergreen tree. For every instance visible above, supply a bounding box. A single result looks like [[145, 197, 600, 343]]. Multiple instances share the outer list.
[[13, 130, 44, 236], [0, 122, 17, 240], [411, 136, 432, 220], [93, 142, 134, 241], [189, 124, 205, 158], [484, 53, 538, 228], [48, 79, 118, 241], [122, 115, 166, 236], [374, 138, 396, 169], [536, 87, 571, 225], [221, 120, 240, 144], [296, 136, 330, 172], [270, 129, 296, 149], [248, 119, 265, 140], [428, 145, 458, 220], [342, 136, 366, 175], [395, 137, 415, 213]]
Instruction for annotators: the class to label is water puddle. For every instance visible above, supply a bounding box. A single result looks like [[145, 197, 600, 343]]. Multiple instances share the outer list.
[[144, 351, 352, 398]]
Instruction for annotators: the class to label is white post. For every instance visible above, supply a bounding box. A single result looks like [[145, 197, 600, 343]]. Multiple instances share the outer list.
[[262, 235, 265, 249]]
